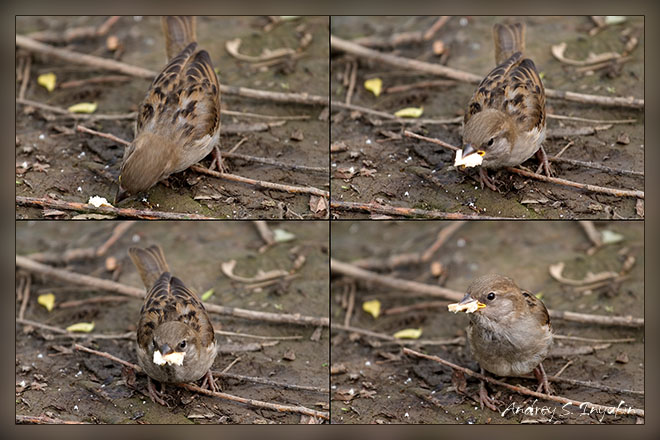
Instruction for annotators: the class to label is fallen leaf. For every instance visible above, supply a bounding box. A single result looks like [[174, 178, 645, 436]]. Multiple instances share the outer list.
[[290, 129, 304, 141], [601, 230, 624, 244], [283, 349, 296, 361], [393, 328, 422, 339], [105, 257, 118, 271], [605, 16, 626, 25], [635, 199, 644, 218], [37, 293, 55, 312], [432, 40, 445, 55], [66, 322, 95, 333], [309, 195, 327, 214], [37, 73, 56, 92], [68, 102, 98, 114], [362, 300, 381, 319], [273, 228, 296, 243], [201, 288, 214, 301], [335, 166, 357, 179], [394, 107, 424, 118], [615, 352, 629, 363], [364, 78, 382, 97]]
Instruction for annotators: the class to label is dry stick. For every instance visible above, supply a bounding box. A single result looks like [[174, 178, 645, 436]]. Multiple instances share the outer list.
[[331, 200, 513, 220], [404, 347, 644, 417], [536, 375, 644, 396], [423, 16, 451, 40], [553, 335, 636, 344], [224, 152, 327, 173], [343, 287, 355, 327], [96, 221, 135, 256], [420, 221, 465, 262], [18, 318, 133, 340], [16, 35, 328, 106], [223, 109, 310, 120], [15, 255, 329, 327], [180, 383, 328, 420], [59, 75, 132, 89], [403, 130, 458, 150], [27, 247, 97, 264], [549, 155, 643, 178], [506, 167, 644, 199], [383, 300, 451, 315], [74, 343, 327, 419], [579, 221, 603, 248], [214, 371, 328, 394], [18, 275, 31, 320], [16, 415, 87, 425], [58, 295, 131, 309], [17, 98, 136, 121], [385, 79, 457, 94], [215, 330, 302, 341], [345, 60, 358, 105], [331, 258, 644, 328], [330, 35, 644, 109], [191, 165, 329, 198], [547, 114, 636, 124], [253, 220, 275, 246], [18, 55, 31, 100], [352, 16, 449, 48], [16, 196, 219, 220], [332, 101, 461, 125], [332, 323, 463, 346]]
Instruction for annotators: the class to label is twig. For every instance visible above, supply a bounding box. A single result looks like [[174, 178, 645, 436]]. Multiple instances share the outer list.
[[540, 376, 644, 396], [58, 295, 131, 309], [18, 318, 133, 339], [96, 221, 135, 256], [331, 35, 644, 109], [549, 156, 643, 177], [16, 415, 88, 425], [423, 16, 451, 40], [77, 124, 127, 145], [331, 258, 644, 328], [18, 275, 31, 320], [403, 347, 644, 417], [18, 55, 31, 100], [420, 221, 465, 262], [253, 220, 275, 246], [214, 371, 328, 394], [26, 16, 120, 44], [16, 34, 329, 106], [191, 165, 329, 198], [74, 343, 140, 370], [506, 167, 644, 199], [224, 152, 327, 173], [330, 200, 513, 220], [345, 60, 358, 105], [332, 323, 463, 346], [332, 101, 461, 125], [579, 221, 603, 248], [383, 300, 451, 315], [17, 98, 136, 121], [352, 16, 449, 49], [553, 335, 636, 344], [180, 383, 328, 420], [223, 109, 310, 120], [59, 75, 132, 89], [16, 196, 219, 220], [15, 255, 329, 327], [215, 330, 302, 341], [403, 130, 459, 150], [385, 79, 456, 94], [27, 247, 96, 264], [343, 286, 355, 327], [547, 114, 636, 124]]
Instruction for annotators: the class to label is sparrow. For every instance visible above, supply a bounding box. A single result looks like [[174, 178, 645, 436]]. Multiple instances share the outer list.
[[116, 16, 222, 203], [449, 274, 553, 411], [129, 244, 218, 406], [457, 22, 549, 191]]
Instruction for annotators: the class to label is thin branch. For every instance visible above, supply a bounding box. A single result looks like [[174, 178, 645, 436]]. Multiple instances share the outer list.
[[330, 258, 644, 328], [215, 330, 302, 341], [18, 55, 31, 100], [17, 98, 136, 121], [506, 167, 644, 199], [332, 323, 463, 346], [553, 335, 636, 344], [222, 109, 311, 121], [18, 275, 31, 320], [58, 295, 131, 309], [96, 221, 135, 256], [332, 101, 462, 125], [331, 35, 643, 109], [579, 221, 603, 248], [214, 371, 328, 394], [345, 60, 357, 105], [16, 34, 328, 106], [421, 221, 465, 262], [16, 415, 88, 424], [385, 79, 457, 94], [403, 347, 644, 417], [331, 200, 513, 220], [547, 114, 636, 124], [403, 130, 459, 150], [77, 125, 129, 145], [59, 75, 132, 89], [16, 196, 219, 220], [224, 152, 327, 173], [15, 255, 329, 327], [549, 155, 643, 177], [191, 165, 329, 198], [253, 220, 275, 246]]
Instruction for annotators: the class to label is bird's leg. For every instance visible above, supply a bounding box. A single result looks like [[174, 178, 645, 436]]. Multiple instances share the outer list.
[[200, 370, 219, 393], [534, 146, 553, 177], [534, 363, 553, 395], [209, 146, 227, 173], [147, 376, 169, 406], [479, 168, 499, 192], [478, 368, 501, 411]]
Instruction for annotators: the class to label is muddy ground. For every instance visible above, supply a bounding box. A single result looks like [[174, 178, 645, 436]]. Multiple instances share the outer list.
[[16, 16, 329, 219], [16, 221, 329, 424], [330, 16, 644, 219], [330, 221, 643, 424]]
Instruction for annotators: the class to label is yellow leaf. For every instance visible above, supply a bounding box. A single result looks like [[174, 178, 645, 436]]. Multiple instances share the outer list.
[[201, 288, 214, 301], [362, 299, 381, 319], [394, 107, 423, 118], [393, 328, 423, 339], [37, 73, 57, 92], [68, 102, 98, 114], [364, 78, 383, 97], [37, 293, 56, 312], [66, 322, 95, 333]]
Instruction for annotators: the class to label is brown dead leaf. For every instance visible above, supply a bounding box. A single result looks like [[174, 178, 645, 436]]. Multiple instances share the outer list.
[[635, 199, 644, 218], [334, 166, 357, 179], [309, 195, 327, 214]]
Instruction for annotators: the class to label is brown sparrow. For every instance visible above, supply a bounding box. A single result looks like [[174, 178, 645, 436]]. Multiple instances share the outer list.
[[129, 244, 218, 405], [456, 23, 549, 191], [449, 274, 553, 411], [116, 16, 221, 203]]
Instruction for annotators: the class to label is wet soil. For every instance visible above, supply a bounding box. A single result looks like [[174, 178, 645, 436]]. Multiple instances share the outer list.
[[16, 16, 329, 219], [16, 221, 329, 424], [330, 16, 644, 219], [330, 221, 643, 424]]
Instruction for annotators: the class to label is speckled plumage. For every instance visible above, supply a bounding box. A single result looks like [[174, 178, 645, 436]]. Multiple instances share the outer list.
[[116, 16, 221, 202]]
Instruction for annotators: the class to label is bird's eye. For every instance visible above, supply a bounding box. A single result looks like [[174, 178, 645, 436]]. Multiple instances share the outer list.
[[487, 138, 494, 146], [487, 292, 496, 301], [178, 340, 187, 350]]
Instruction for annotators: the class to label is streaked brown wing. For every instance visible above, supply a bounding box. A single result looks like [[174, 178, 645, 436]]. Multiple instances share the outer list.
[[521, 289, 551, 329]]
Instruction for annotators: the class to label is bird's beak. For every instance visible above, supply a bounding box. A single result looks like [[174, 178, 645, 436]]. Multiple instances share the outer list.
[[461, 143, 477, 157], [159, 343, 173, 356], [459, 293, 487, 310], [114, 186, 128, 204]]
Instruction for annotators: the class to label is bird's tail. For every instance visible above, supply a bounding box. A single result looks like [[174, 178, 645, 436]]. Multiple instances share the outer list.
[[493, 22, 525, 65], [162, 16, 197, 60], [129, 245, 170, 289]]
